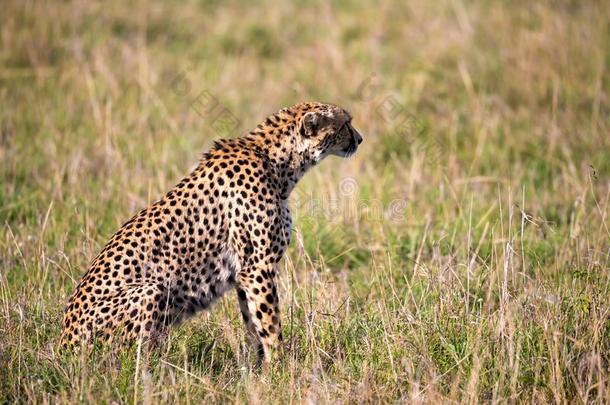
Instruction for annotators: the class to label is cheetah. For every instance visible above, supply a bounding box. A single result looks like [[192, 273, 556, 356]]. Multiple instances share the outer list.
[[60, 101, 362, 363]]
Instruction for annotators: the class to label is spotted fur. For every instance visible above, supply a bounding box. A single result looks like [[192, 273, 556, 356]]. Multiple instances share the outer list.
[[59, 101, 363, 363]]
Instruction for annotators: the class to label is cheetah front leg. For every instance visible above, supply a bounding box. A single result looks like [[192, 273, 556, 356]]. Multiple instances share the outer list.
[[235, 264, 282, 366]]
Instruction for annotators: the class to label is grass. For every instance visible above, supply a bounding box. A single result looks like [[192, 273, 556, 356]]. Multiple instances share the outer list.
[[1, 0, 609, 402]]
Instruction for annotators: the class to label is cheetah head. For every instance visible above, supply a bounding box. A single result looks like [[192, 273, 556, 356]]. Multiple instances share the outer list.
[[296, 102, 363, 162]]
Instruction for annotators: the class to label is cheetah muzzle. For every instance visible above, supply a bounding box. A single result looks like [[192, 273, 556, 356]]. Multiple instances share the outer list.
[[60, 101, 362, 364]]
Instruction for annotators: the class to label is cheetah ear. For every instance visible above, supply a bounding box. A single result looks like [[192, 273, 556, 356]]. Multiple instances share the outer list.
[[300, 112, 320, 137]]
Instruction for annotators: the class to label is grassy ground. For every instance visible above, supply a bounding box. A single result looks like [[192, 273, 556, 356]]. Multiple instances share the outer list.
[[1, 0, 609, 402]]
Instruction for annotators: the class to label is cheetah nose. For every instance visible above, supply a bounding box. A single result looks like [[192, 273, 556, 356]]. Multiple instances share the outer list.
[[347, 124, 363, 146]]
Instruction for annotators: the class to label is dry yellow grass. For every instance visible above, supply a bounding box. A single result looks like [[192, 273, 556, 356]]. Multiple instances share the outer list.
[[1, 0, 609, 402]]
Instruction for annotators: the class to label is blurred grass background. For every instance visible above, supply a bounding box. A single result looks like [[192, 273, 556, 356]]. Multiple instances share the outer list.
[[1, 0, 609, 402]]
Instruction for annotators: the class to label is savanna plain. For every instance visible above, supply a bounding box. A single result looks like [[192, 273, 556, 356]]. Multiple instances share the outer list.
[[1, 0, 609, 403]]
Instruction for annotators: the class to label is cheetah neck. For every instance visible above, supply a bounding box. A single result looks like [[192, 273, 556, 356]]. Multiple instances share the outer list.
[[243, 113, 316, 199], [204, 109, 319, 199], [243, 136, 314, 199]]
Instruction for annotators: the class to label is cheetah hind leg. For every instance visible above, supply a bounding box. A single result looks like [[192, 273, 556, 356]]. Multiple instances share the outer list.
[[108, 284, 175, 348]]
